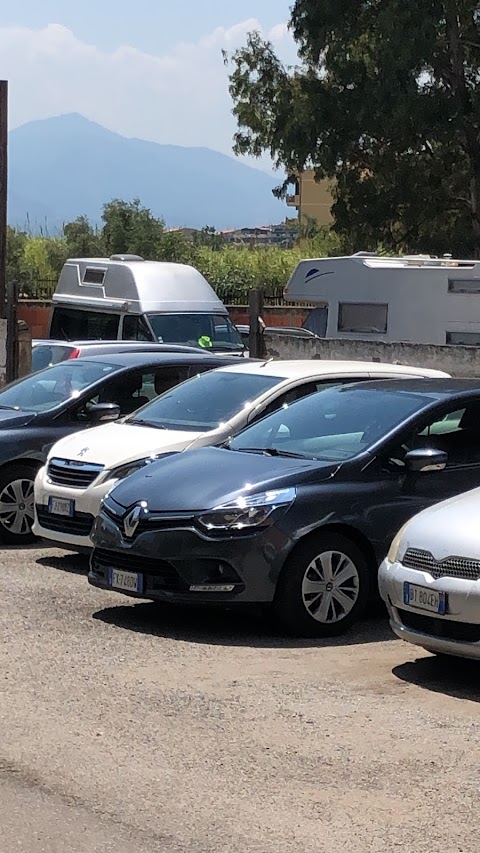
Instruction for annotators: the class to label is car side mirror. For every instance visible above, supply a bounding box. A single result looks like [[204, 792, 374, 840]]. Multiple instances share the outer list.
[[84, 403, 121, 423], [404, 448, 448, 473]]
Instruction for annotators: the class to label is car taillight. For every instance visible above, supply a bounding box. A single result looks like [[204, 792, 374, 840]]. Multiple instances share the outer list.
[[67, 348, 81, 360]]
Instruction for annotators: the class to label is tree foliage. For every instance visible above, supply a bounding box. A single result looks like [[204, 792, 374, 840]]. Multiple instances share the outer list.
[[225, 1, 480, 255]]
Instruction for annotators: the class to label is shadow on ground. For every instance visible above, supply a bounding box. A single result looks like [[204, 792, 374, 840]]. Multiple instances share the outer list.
[[393, 655, 480, 703], [36, 553, 89, 576], [93, 599, 395, 650]]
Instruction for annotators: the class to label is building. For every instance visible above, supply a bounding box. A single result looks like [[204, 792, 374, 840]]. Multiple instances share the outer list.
[[287, 170, 334, 227], [219, 224, 297, 247]]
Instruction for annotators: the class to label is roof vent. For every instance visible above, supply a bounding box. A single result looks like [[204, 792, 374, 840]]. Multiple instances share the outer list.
[[110, 254, 145, 262]]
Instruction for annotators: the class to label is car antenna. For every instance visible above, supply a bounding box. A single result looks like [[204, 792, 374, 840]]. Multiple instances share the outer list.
[[260, 358, 275, 367]]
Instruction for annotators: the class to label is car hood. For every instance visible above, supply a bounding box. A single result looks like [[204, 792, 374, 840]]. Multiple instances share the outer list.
[[47, 422, 206, 468], [108, 446, 339, 512], [399, 486, 480, 562], [0, 409, 37, 428]]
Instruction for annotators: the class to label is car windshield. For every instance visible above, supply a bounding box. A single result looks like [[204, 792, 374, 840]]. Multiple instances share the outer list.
[[148, 313, 244, 352], [0, 360, 120, 413], [127, 370, 282, 431], [229, 385, 431, 461]]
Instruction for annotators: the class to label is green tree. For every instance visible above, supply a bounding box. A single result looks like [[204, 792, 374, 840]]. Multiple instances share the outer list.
[[6, 227, 28, 282], [63, 215, 104, 257], [102, 198, 165, 258], [193, 226, 225, 251], [225, 2, 480, 256]]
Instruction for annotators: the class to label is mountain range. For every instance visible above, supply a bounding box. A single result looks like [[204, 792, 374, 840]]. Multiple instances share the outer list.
[[8, 113, 288, 231]]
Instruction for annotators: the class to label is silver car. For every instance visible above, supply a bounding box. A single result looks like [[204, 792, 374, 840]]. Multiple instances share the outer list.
[[379, 486, 480, 660]]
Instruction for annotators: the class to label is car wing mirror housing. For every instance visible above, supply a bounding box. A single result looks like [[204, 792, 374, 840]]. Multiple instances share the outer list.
[[84, 403, 121, 423], [404, 448, 448, 473]]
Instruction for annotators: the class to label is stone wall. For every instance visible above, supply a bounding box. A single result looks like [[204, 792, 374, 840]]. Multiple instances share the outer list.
[[263, 333, 480, 377]]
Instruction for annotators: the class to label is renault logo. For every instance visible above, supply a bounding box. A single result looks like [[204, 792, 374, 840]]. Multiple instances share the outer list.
[[123, 501, 148, 538]]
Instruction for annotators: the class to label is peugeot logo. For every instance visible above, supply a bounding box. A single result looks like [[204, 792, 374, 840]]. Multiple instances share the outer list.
[[77, 447, 89, 458], [123, 501, 148, 538]]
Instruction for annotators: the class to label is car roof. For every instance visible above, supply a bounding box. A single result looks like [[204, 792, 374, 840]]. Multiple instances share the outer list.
[[67, 351, 234, 368], [213, 359, 450, 379], [333, 377, 480, 397]]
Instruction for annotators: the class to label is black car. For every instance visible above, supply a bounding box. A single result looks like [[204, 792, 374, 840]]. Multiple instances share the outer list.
[[31, 340, 218, 373], [90, 378, 480, 637], [0, 350, 232, 543]]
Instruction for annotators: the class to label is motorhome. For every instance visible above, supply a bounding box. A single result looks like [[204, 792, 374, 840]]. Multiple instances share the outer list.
[[48, 255, 245, 354], [285, 252, 480, 345]]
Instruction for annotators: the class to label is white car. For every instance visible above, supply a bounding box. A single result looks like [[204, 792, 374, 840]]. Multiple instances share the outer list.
[[33, 359, 449, 552], [380, 485, 480, 660]]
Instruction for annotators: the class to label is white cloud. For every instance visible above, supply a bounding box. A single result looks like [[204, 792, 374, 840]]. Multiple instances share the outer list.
[[0, 19, 296, 168]]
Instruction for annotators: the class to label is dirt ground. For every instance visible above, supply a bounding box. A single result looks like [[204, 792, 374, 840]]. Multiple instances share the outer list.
[[0, 547, 478, 853]]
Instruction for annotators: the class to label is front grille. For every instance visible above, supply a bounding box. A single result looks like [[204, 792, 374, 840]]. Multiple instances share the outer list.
[[102, 504, 195, 536], [91, 548, 183, 591], [36, 505, 94, 536], [47, 458, 104, 489], [398, 608, 480, 643], [403, 548, 480, 582]]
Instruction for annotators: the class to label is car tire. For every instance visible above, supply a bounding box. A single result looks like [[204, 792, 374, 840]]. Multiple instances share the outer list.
[[0, 464, 38, 544], [273, 532, 372, 638]]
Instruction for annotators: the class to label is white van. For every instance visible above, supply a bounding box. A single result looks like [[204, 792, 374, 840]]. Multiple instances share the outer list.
[[48, 254, 245, 355], [285, 252, 480, 345]]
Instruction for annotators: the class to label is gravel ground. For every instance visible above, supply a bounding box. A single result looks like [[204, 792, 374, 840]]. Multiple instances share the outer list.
[[0, 546, 479, 853]]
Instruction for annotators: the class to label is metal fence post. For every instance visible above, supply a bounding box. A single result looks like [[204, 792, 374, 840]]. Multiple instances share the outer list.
[[6, 279, 19, 384], [249, 288, 265, 359]]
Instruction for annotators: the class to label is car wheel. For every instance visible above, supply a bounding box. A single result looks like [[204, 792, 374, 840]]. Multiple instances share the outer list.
[[0, 465, 37, 544], [273, 532, 372, 637]]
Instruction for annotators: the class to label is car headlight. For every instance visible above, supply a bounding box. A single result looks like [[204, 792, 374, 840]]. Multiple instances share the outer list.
[[387, 521, 410, 564], [101, 451, 180, 485], [197, 487, 296, 532]]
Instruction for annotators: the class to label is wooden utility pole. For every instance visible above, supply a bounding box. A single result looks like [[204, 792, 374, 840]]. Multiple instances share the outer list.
[[248, 288, 265, 359], [0, 80, 7, 320]]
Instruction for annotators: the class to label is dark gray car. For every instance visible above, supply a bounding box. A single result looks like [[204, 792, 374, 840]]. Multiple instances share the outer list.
[[0, 350, 232, 544]]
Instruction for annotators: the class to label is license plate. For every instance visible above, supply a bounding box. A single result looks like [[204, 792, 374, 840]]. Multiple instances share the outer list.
[[109, 568, 143, 594], [403, 582, 447, 615], [48, 496, 74, 517]]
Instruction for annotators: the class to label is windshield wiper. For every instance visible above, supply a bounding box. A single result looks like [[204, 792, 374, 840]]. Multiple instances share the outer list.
[[128, 419, 167, 430], [234, 447, 316, 460]]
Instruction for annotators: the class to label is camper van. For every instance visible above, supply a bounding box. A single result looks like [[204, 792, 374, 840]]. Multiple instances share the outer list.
[[285, 253, 480, 345], [48, 255, 245, 355]]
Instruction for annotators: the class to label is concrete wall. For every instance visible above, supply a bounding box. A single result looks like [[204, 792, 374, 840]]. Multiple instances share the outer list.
[[263, 332, 480, 378]]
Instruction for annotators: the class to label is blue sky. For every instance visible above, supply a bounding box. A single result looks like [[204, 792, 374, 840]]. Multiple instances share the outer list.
[[0, 1, 296, 170]]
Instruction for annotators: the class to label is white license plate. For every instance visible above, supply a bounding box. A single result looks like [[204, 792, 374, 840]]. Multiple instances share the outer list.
[[109, 568, 143, 594], [48, 496, 74, 517], [403, 582, 447, 615]]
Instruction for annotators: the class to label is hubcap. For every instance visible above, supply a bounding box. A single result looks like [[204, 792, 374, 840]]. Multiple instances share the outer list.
[[301, 550, 359, 624], [0, 478, 34, 536]]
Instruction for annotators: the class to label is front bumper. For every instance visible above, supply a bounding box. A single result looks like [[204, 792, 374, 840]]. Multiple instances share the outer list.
[[33, 465, 116, 550], [88, 509, 294, 605], [379, 558, 480, 660]]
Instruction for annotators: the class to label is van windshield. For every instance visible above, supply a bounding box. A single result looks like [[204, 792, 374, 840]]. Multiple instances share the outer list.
[[147, 314, 244, 352]]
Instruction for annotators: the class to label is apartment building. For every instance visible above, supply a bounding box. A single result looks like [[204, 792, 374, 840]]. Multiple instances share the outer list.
[[287, 170, 334, 226]]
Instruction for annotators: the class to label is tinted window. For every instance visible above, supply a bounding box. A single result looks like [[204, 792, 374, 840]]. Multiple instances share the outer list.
[[446, 331, 480, 345], [32, 344, 75, 372], [127, 371, 282, 431], [122, 315, 153, 341], [448, 279, 480, 294], [50, 308, 120, 341], [230, 386, 431, 461], [0, 360, 120, 413], [337, 303, 388, 334], [148, 313, 244, 352]]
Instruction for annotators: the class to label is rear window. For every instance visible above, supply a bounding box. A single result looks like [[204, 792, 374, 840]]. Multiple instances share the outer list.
[[32, 344, 75, 372], [127, 370, 281, 431], [50, 308, 120, 341]]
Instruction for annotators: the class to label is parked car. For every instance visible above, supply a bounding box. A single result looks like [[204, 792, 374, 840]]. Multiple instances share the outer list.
[[31, 340, 213, 373], [0, 351, 232, 543], [235, 325, 319, 349], [88, 378, 480, 637], [34, 361, 449, 553], [379, 485, 480, 660]]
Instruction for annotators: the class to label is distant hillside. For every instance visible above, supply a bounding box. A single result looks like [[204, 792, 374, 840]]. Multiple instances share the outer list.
[[8, 113, 287, 230]]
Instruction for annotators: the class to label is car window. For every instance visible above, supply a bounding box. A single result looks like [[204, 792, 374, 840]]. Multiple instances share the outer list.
[[147, 313, 244, 352], [251, 378, 371, 424], [230, 385, 430, 461], [50, 307, 120, 341], [122, 315, 153, 342], [386, 402, 480, 468], [126, 370, 282, 431], [0, 360, 120, 413], [32, 344, 75, 372]]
